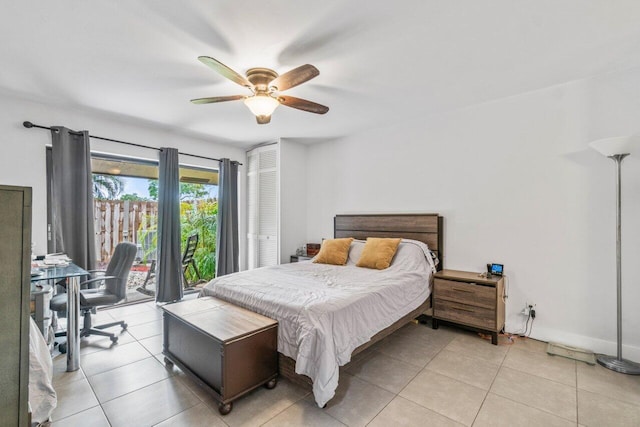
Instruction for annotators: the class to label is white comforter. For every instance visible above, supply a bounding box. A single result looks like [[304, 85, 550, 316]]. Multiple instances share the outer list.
[[201, 239, 435, 406]]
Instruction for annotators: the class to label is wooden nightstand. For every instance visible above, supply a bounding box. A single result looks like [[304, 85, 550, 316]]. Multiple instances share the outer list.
[[290, 255, 312, 263], [432, 269, 505, 345]]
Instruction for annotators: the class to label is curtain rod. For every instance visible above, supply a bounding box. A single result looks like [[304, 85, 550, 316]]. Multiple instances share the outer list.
[[23, 121, 242, 165]]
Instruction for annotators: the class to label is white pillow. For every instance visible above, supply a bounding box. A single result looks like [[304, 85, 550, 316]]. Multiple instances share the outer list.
[[346, 240, 366, 265]]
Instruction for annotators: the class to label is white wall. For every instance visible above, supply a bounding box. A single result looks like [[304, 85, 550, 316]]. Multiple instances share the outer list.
[[304, 67, 640, 360], [0, 91, 248, 270], [279, 138, 308, 263]]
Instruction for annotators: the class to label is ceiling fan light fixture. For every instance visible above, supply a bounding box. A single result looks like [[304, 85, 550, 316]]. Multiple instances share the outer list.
[[192, 57, 328, 123], [244, 95, 279, 118]]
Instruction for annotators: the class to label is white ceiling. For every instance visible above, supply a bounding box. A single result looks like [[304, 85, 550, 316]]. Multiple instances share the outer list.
[[2, 1, 640, 146]]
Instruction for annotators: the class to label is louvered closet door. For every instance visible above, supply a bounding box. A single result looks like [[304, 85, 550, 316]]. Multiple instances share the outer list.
[[246, 144, 279, 269], [247, 152, 258, 269]]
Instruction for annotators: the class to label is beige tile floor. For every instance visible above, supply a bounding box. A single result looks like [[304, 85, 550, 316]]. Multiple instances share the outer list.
[[49, 302, 640, 427]]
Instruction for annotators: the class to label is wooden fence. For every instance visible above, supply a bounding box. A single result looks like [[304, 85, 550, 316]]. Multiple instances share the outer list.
[[94, 200, 158, 263]]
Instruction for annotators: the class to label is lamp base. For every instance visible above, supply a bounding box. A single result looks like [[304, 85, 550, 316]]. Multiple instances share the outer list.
[[596, 354, 640, 375]]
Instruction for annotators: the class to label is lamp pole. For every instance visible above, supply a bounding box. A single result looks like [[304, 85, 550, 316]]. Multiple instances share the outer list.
[[596, 153, 640, 374]]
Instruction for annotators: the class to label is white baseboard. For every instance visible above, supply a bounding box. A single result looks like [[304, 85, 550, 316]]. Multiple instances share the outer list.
[[506, 324, 640, 363]]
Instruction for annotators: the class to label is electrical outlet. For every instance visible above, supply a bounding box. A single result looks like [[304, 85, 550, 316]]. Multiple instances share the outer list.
[[530, 304, 536, 319], [521, 302, 536, 316]]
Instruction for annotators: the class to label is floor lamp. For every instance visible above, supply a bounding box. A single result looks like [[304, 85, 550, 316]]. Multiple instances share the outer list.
[[590, 136, 640, 375]]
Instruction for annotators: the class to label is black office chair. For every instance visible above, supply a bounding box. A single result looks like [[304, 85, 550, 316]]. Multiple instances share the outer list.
[[50, 242, 137, 351]]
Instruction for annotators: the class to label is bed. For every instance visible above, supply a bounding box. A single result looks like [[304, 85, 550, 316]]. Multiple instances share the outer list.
[[201, 213, 443, 406]]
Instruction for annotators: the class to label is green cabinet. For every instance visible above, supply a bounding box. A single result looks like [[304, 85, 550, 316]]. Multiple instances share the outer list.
[[0, 185, 32, 426]]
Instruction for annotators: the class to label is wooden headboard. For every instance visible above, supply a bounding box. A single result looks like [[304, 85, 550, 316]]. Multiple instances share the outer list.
[[334, 213, 444, 269]]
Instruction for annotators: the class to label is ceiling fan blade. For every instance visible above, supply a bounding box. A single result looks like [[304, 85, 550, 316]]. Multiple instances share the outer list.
[[279, 96, 329, 114], [190, 95, 245, 104], [269, 64, 319, 91], [198, 56, 253, 89]]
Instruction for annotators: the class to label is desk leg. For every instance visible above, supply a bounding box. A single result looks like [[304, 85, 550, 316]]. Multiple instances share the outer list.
[[66, 276, 80, 372]]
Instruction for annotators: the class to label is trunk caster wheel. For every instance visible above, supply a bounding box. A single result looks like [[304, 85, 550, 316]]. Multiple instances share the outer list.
[[218, 402, 233, 415], [164, 357, 174, 368], [265, 378, 277, 389]]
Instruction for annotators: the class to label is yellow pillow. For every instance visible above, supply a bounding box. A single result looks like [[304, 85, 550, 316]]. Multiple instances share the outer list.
[[313, 238, 354, 265], [356, 238, 402, 270]]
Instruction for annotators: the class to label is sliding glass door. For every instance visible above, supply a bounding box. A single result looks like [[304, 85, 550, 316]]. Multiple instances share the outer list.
[[47, 149, 219, 303]]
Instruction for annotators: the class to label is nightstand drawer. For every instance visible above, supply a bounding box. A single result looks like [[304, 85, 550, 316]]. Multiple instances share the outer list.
[[434, 279, 495, 310], [433, 299, 495, 330]]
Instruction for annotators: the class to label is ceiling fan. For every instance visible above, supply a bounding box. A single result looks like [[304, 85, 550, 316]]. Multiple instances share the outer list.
[[191, 56, 329, 124]]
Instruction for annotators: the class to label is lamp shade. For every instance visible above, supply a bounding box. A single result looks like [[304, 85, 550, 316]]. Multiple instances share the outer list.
[[589, 136, 639, 157], [244, 95, 279, 117]]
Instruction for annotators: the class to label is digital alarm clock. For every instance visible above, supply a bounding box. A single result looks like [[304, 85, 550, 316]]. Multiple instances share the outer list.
[[490, 263, 504, 276]]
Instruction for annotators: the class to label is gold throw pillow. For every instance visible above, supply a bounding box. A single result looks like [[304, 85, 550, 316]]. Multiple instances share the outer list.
[[356, 238, 402, 270], [313, 238, 354, 265]]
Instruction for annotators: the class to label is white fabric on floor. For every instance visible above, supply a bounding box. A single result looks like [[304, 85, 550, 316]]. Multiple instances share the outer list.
[[29, 317, 56, 424]]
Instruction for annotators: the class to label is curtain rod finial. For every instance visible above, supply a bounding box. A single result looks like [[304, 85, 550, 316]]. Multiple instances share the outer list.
[[23, 121, 33, 128]]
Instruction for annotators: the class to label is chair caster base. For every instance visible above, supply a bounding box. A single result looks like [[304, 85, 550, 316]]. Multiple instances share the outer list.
[[264, 378, 277, 389]]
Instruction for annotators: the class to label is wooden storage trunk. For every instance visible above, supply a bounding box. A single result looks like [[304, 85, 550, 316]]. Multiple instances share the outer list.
[[162, 296, 278, 415]]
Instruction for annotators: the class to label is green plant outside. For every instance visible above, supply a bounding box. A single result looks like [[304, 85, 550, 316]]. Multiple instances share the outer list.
[[181, 199, 217, 282], [135, 179, 218, 283], [137, 199, 218, 283]]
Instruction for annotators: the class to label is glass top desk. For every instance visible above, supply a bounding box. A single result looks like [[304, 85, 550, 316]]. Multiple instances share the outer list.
[[31, 263, 89, 371]]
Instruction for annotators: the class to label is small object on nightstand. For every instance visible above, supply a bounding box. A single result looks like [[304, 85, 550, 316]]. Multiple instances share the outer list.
[[432, 269, 505, 345], [306, 243, 321, 256], [490, 263, 504, 276]]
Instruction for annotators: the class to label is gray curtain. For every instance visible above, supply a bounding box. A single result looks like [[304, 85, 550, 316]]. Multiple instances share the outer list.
[[156, 147, 182, 302], [216, 158, 239, 276], [50, 127, 96, 271]]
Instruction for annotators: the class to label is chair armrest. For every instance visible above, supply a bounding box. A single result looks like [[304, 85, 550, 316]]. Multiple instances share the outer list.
[[80, 276, 118, 286], [87, 269, 107, 274]]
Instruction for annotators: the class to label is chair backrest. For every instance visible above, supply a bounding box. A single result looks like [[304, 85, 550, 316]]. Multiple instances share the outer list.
[[181, 233, 198, 265], [105, 242, 137, 301]]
